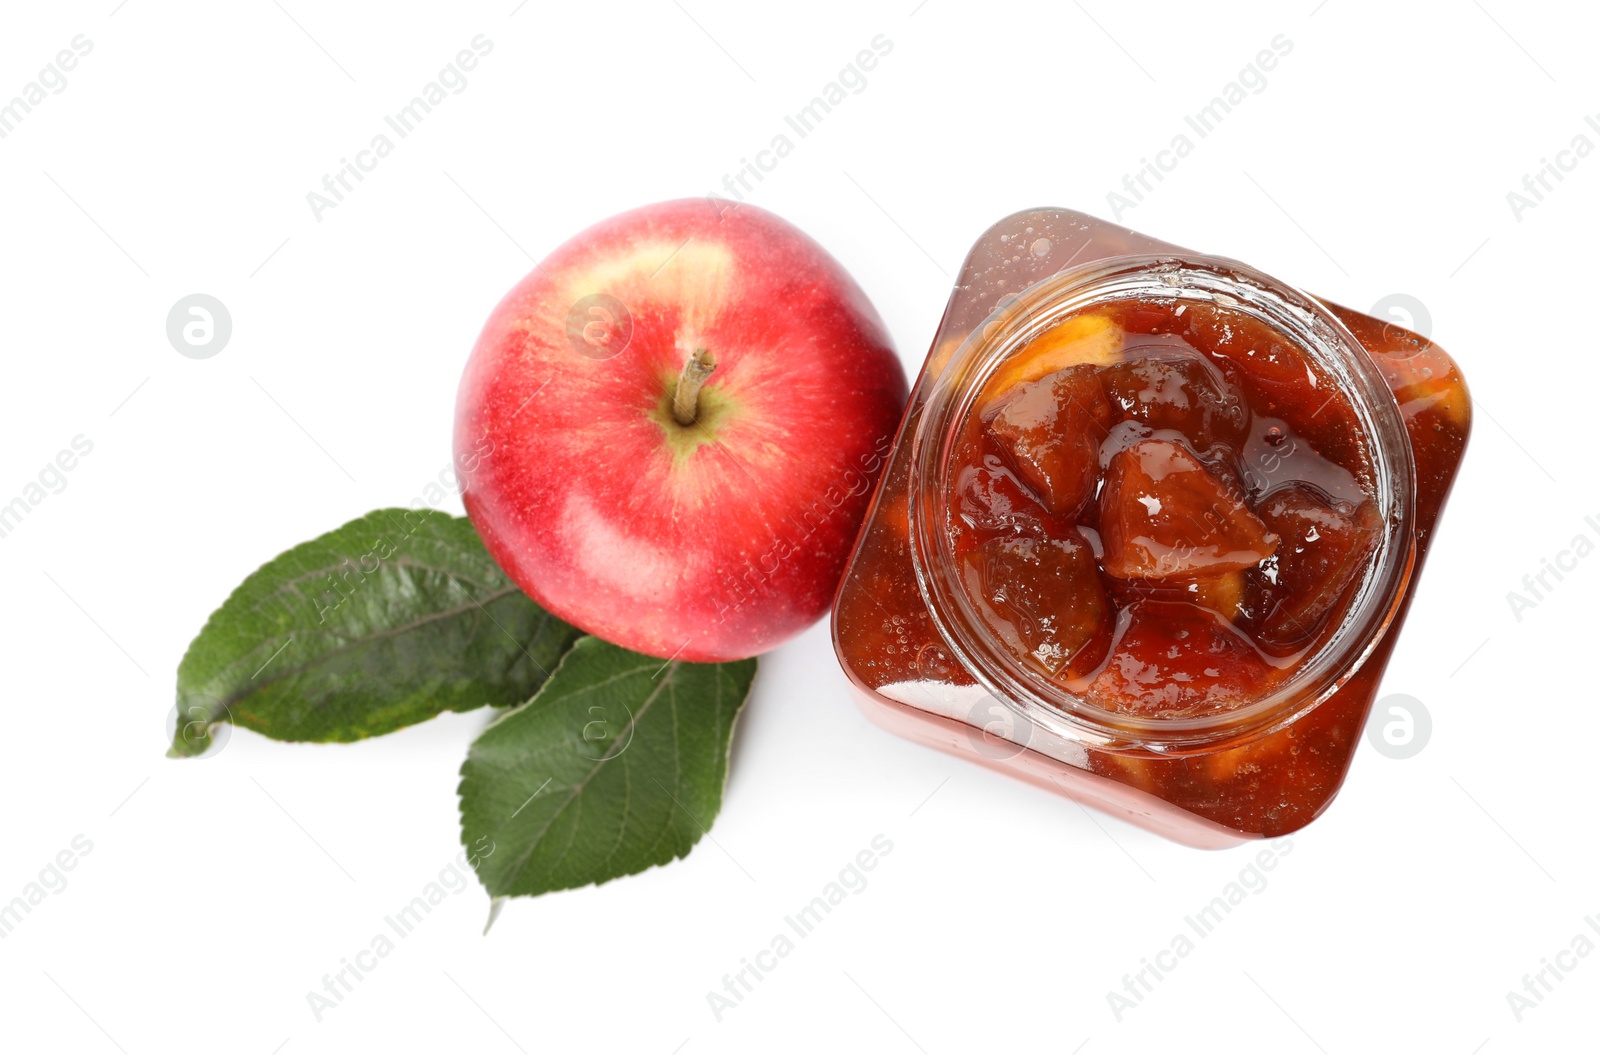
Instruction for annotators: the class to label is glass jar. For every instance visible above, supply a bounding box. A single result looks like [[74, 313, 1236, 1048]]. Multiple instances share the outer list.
[[831, 208, 1470, 846]]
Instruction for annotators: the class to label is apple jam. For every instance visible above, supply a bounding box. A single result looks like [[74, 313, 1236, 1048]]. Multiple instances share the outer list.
[[950, 297, 1382, 715], [832, 209, 1469, 846]]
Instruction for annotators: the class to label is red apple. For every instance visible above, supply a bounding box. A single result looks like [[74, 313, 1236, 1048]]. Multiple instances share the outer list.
[[454, 199, 908, 662]]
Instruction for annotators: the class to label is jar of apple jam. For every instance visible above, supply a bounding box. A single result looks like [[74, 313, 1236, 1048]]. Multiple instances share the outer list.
[[832, 209, 1469, 846]]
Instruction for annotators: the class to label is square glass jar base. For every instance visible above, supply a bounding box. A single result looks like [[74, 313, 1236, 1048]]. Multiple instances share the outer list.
[[850, 685, 1252, 849]]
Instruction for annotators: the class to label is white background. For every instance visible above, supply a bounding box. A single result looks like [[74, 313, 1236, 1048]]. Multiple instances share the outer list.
[[0, 1, 1593, 1051]]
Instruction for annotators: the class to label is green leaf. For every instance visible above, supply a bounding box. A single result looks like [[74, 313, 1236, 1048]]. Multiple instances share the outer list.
[[458, 636, 758, 900], [170, 508, 582, 757]]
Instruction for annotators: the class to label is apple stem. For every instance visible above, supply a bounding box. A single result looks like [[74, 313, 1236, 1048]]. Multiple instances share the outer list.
[[672, 348, 718, 426]]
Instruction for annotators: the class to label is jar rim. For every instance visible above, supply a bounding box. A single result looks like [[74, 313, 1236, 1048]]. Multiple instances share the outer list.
[[908, 253, 1418, 752]]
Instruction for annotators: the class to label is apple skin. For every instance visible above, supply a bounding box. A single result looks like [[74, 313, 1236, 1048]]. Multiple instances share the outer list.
[[455, 199, 908, 662]]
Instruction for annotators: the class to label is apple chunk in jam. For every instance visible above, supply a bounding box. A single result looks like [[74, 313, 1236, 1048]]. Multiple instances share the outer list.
[[1098, 437, 1278, 580], [960, 533, 1111, 682], [947, 298, 1380, 714], [988, 366, 1111, 518]]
